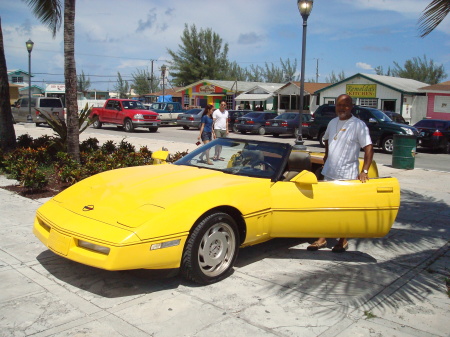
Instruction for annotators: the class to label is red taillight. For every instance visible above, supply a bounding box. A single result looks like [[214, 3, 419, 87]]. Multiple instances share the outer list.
[[189, 116, 194, 121], [246, 120, 254, 124], [432, 130, 443, 136], [302, 122, 309, 127], [235, 119, 238, 122], [35, 109, 40, 116], [265, 121, 270, 126], [281, 122, 288, 127]]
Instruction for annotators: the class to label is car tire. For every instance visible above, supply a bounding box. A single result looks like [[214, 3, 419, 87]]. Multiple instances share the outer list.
[[258, 126, 266, 135], [92, 118, 102, 129], [381, 135, 394, 154], [318, 131, 325, 147], [182, 125, 189, 130], [148, 127, 158, 133], [272, 133, 280, 138], [240, 130, 247, 134], [124, 119, 134, 132], [181, 212, 239, 284], [232, 125, 238, 133]]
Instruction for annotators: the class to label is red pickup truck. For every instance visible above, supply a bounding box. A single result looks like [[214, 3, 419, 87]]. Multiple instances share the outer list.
[[90, 99, 160, 132]]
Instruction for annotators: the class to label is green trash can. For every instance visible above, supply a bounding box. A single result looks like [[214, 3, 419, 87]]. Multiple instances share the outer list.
[[392, 134, 417, 169]]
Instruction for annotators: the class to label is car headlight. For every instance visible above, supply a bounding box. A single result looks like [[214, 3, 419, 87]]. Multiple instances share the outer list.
[[78, 240, 110, 255], [401, 127, 414, 135], [134, 114, 144, 119]]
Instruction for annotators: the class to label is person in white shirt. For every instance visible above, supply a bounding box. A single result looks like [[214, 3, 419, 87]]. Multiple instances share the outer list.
[[307, 94, 374, 253], [212, 100, 229, 160]]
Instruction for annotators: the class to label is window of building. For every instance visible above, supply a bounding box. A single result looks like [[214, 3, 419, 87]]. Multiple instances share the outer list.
[[12, 76, 24, 83], [359, 98, 378, 108], [226, 95, 233, 109], [184, 94, 189, 107]]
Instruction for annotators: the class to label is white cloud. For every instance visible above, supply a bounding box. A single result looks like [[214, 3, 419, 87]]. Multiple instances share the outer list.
[[356, 62, 373, 70]]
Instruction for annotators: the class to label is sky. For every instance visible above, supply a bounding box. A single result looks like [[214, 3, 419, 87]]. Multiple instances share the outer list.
[[1, 0, 450, 91]]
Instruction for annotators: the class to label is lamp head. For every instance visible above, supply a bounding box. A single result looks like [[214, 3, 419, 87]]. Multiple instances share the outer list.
[[25, 39, 34, 53], [297, 0, 313, 20], [161, 64, 167, 73]]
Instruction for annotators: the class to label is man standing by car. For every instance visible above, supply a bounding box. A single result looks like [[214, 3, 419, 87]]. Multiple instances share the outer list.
[[307, 94, 374, 253], [212, 100, 229, 160]]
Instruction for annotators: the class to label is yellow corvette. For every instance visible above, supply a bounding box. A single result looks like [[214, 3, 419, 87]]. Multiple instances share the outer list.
[[33, 138, 400, 284]]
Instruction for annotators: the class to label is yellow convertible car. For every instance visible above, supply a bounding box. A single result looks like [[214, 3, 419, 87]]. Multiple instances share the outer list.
[[33, 138, 400, 284]]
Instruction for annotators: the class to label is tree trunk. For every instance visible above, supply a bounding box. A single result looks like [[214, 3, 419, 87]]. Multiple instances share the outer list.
[[0, 18, 17, 152], [64, 0, 79, 161]]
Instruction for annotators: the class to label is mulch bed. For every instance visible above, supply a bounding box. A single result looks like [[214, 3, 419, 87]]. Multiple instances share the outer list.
[[1, 173, 69, 200]]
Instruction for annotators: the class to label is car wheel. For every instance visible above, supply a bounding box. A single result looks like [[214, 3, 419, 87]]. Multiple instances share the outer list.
[[273, 133, 280, 138], [232, 125, 238, 133], [183, 125, 189, 130], [318, 131, 325, 147], [181, 212, 239, 284], [92, 118, 102, 129], [381, 135, 394, 154], [148, 127, 158, 133], [124, 119, 134, 132], [258, 126, 266, 135]]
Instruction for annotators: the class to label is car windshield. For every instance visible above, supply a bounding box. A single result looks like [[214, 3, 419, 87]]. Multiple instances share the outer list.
[[122, 101, 146, 110], [174, 138, 291, 180], [242, 112, 262, 118], [370, 109, 392, 122], [276, 113, 297, 120]]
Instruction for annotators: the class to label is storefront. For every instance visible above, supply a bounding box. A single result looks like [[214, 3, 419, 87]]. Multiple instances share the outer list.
[[419, 81, 450, 120], [178, 80, 284, 110], [314, 73, 429, 124]]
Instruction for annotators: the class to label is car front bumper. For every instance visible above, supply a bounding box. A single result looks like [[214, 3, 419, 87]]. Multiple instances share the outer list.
[[33, 206, 187, 271]]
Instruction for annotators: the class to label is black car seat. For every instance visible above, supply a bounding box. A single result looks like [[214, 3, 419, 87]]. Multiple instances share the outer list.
[[282, 151, 312, 181]]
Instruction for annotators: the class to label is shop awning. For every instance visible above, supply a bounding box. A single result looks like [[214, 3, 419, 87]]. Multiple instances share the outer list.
[[234, 93, 273, 101]]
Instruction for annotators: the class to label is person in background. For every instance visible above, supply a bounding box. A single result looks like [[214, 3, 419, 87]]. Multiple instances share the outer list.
[[197, 104, 214, 165], [212, 100, 229, 161], [307, 94, 374, 253]]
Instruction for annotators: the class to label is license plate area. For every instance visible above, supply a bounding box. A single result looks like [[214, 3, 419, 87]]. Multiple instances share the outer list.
[[48, 230, 71, 256]]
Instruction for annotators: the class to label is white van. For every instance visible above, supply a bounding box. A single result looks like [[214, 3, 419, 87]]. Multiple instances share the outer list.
[[12, 97, 64, 125]]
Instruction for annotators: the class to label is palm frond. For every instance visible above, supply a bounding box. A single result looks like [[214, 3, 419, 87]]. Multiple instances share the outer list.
[[22, 0, 63, 37], [418, 0, 450, 37]]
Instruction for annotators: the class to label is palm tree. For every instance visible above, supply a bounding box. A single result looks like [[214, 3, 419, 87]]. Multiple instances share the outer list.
[[24, 0, 80, 161], [0, 17, 17, 152], [418, 0, 450, 37]]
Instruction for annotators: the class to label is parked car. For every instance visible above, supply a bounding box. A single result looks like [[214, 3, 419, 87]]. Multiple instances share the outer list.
[[90, 99, 160, 132], [228, 110, 252, 132], [235, 111, 278, 135], [309, 104, 419, 153], [384, 111, 408, 124], [146, 102, 186, 124], [176, 108, 203, 129], [33, 138, 399, 285], [413, 119, 450, 153], [12, 97, 64, 126], [265, 112, 312, 138]]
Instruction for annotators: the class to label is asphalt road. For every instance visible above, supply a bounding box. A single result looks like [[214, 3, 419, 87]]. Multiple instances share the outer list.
[[81, 124, 450, 172]]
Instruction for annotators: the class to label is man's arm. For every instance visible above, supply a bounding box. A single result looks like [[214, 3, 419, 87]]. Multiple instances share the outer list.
[[358, 144, 374, 183]]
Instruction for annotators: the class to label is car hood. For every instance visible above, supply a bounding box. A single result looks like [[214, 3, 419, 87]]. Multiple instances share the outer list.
[[51, 164, 269, 228]]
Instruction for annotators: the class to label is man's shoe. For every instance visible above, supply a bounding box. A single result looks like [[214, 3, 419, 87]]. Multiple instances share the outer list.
[[307, 240, 327, 251], [332, 242, 348, 253]]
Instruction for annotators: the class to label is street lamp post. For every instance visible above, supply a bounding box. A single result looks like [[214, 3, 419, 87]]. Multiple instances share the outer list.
[[294, 0, 313, 150], [25, 39, 34, 123], [161, 64, 167, 103]]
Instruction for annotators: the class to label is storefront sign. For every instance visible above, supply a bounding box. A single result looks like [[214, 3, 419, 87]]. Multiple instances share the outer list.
[[46, 84, 66, 92], [198, 85, 215, 94], [346, 84, 376, 98]]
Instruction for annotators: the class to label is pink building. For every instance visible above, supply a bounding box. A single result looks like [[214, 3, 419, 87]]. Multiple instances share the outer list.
[[420, 81, 450, 120]]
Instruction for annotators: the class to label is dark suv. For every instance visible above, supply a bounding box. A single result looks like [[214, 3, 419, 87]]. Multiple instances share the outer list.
[[309, 104, 419, 153], [235, 111, 278, 135]]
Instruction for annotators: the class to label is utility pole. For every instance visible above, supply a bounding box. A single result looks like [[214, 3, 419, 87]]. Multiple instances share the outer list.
[[314, 58, 320, 82], [149, 60, 155, 93]]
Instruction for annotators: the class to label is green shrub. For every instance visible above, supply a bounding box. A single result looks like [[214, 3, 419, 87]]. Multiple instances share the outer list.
[[16, 134, 34, 148], [21, 166, 49, 190], [80, 137, 100, 152], [101, 140, 117, 154], [118, 139, 136, 153]]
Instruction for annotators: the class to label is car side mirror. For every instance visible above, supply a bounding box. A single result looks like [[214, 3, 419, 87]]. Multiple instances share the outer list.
[[369, 117, 377, 123], [291, 170, 318, 185]]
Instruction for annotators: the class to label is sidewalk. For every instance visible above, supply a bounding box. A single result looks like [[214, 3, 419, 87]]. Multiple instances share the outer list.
[[0, 125, 448, 336]]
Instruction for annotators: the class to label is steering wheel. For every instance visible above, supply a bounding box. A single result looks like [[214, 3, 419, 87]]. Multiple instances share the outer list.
[[252, 160, 276, 172]]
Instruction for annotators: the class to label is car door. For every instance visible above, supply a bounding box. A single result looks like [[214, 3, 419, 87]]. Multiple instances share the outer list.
[[102, 100, 117, 122], [269, 175, 400, 238]]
